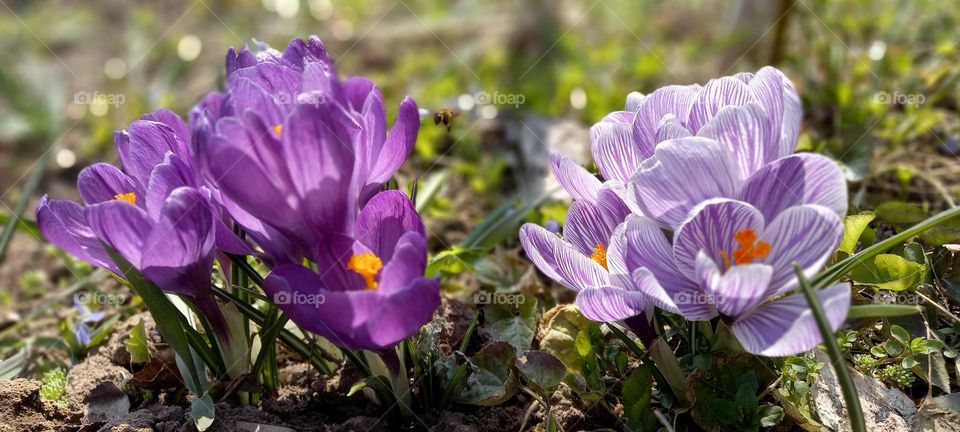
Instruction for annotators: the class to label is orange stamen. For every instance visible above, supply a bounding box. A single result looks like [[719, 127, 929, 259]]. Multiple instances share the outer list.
[[347, 252, 383, 290], [114, 192, 137, 205], [272, 124, 283, 137], [590, 242, 608, 270], [723, 228, 771, 268]]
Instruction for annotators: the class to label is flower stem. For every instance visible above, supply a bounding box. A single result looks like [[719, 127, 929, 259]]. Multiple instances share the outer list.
[[622, 314, 687, 401], [795, 265, 865, 432]]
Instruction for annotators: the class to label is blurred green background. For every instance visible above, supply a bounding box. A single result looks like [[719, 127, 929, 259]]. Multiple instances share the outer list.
[[1, 0, 960, 318]]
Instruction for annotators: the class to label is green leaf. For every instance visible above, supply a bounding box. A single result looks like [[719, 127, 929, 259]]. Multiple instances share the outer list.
[[759, 405, 785, 427], [890, 325, 911, 345], [884, 340, 904, 357], [105, 247, 205, 394], [538, 305, 596, 373], [516, 350, 565, 393], [876, 201, 927, 225], [848, 254, 925, 291], [847, 304, 921, 318], [622, 366, 656, 432], [482, 293, 538, 354], [901, 356, 919, 369], [191, 395, 215, 431], [0, 342, 29, 379], [870, 345, 887, 358], [125, 319, 151, 365], [839, 212, 876, 255], [813, 206, 960, 291], [414, 169, 450, 213], [455, 341, 518, 406]]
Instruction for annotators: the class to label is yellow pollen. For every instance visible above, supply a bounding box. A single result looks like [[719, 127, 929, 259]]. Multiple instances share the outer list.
[[114, 192, 137, 205], [272, 124, 283, 137], [722, 228, 771, 269], [347, 252, 383, 290], [589, 242, 608, 270]]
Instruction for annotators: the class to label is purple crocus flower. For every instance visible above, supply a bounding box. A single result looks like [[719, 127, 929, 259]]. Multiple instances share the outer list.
[[191, 36, 420, 264], [37, 109, 243, 338], [262, 191, 440, 351], [610, 199, 850, 356]]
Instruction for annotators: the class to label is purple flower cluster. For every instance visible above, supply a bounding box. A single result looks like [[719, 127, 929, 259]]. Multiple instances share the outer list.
[[38, 36, 439, 351], [521, 67, 851, 357]]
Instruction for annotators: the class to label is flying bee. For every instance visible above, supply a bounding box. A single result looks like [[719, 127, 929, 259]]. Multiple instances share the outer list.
[[433, 108, 460, 132]]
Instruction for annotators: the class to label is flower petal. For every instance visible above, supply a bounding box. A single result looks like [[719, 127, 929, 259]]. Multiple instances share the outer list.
[[366, 96, 419, 187], [555, 239, 609, 290], [576, 286, 646, 322], [687, 76, 752, 133], [695, 251, 772, 317], [355, 190, 424, 259], [739, 153, 848, 221], [629, 137, 741, 228], [282, 102, 356, 234], [632, 85, 699, 155], [673, 199, 765, 279], [145, 153, 193, 220], [549, 153, 601, 203], [519, 223, 569, 287], [364, 277, 440, 349], [759, 204, 843, 297], [748, 66, 802, 157], [141, 187, 216, 297], [84, 200, 152, 268], [697, 102, 776, 180], [77, 163, 141, 206], [590, 122, 644, 183], [115, 119, 190, 187], [36, 196, 115, 271], [378, 231, 428, 294], [563, 198, 623, 256], [732, 283, 851, 356]]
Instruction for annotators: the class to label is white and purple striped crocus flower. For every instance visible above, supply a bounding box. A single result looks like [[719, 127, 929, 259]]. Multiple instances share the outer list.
[[522, 67, 852, 356], [37, 109, 247, 339], [192, 37, 439, 351]]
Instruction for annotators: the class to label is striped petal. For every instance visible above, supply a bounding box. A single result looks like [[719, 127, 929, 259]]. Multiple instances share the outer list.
[[629, 137, 741, 229], [550, 153, 601, 203], [555, 240, 609, 291], [759, 205, 843, 297], [695, 251, 772, 318], [632, 84, 700, 155], [591, 122, 644, 183], [739, 153, 848, 221], [519, 223, 568, 287], [732, 283, 850, 356], [673, 199, 765, 279], [608, 215, 713, 319], [576, 286, 646, 322], [748, 66, 802, 157], [687, 77, 752, 133], [697, 102, 776, 180]]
